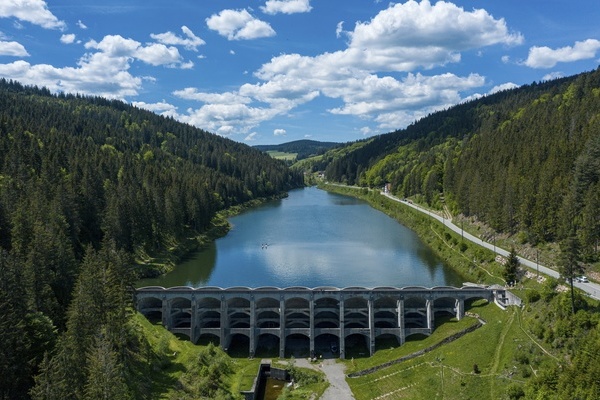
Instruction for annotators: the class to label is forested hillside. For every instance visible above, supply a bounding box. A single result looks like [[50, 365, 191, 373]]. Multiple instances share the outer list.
[[323, 68, 600, 257], [255, 139, 340, 160], [0, 79, 303, 399]]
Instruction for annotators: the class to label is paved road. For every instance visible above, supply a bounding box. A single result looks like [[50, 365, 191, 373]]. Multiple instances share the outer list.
[[381, 191, 600, 300]]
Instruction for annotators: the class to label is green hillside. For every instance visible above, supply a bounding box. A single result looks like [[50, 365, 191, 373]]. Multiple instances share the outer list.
[[255, 139, 341, 161], [321, 68, 600, 258], [0, 79, 303, 399]]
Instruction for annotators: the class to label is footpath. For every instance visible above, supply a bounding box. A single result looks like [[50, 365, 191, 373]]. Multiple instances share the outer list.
[[292, 358, 355, 400]]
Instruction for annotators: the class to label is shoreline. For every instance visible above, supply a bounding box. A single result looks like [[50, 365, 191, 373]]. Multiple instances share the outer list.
[[134, 192, 290, 280]]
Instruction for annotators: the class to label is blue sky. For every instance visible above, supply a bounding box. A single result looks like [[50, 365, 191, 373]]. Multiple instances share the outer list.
[[1, 1, 599, 145]]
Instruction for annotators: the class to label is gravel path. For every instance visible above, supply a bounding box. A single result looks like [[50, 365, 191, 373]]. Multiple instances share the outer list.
[[294, 358, 355, 400]]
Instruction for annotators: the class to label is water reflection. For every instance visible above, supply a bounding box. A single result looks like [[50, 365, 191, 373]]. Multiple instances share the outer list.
[[138, 187, 463, 288]]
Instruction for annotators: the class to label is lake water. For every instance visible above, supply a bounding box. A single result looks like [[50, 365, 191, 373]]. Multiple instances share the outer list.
[[137, 187, 463, 288]]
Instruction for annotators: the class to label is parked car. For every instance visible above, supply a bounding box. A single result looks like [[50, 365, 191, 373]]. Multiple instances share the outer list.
[[576, 276, 589, 283]]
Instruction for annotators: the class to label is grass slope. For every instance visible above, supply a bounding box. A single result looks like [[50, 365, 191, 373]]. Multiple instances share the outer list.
[[346, 302, 535, 400]]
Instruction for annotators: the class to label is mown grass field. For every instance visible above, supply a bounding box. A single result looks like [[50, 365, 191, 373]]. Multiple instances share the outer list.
[[267, 150, 297, 161]]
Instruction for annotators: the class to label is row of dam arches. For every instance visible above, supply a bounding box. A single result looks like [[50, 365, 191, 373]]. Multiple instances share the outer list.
[[136, 286, 501, 358]]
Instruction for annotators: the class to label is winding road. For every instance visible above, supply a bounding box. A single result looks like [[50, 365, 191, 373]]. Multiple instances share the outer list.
[[381, 191, 600, 300]]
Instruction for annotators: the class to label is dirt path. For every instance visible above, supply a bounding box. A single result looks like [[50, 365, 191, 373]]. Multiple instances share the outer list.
[[294, 358, 355, 400]]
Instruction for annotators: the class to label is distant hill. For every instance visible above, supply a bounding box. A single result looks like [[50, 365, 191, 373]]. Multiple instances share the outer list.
[[255, 139, 341, 160]]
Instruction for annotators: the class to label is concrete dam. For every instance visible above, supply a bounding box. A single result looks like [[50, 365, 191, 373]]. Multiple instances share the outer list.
[[136, 285, 515, 359]]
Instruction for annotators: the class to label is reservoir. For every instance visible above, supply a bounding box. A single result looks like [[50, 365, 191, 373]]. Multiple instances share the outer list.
[[137, 187, 462, 288]]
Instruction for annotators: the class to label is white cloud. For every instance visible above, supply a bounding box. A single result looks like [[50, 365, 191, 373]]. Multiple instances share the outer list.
[[77, 20, 87, 29], [239, 76, 320, 109], [206, 9, 275, 40], [177, 102, 281, 136], [542, 72, 564, 81], [274, 128, 286, 136], [328, 72, 485, 117], [0, 40, 29, 56], [150, 26, 205, 51], [85, 35, 185, 67], [0, 33, 191, 100], [336, 21, 344, 39], [245, 132, 258, 141], [60, 34, 76, 44], [0, 0, 66, 30], [523, 39, 600, 68], [135, 43, 181, 66], [0, 58, 142, 99], [360, 126, 373, 136], [174, 88, 252, 104], [488, 82, 519, 94], [345, 0, 523, 72], [179, 60, 194, 69], [261, 0, 312, 15], [133, 100, 179, 117]]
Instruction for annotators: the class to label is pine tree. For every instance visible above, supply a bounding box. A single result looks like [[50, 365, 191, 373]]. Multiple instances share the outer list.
[[558, 235, 583, 314], [0, 250, 31, 399], [502, 247, 520, 286], [83, 332, 132, 400]]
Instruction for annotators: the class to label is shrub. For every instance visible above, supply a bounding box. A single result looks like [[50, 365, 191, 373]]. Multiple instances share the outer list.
[[525, 290, 541, 303], [506, 383, 525, 399]]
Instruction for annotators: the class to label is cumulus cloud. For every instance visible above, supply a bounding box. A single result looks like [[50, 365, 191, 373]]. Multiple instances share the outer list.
[[0, 33, 191, 99], [60, 33, 76, 44], [85, 35, 185, 67], [261, 0, 312, 15], [274, 128, 286, 136], [488, 82, 519, 94], [150, 26, 205, 51], [133, 100, 179, 117], [206, 9, 275, 40], [523, 39, 600, 68], [77, 20, 87, 29], [0, 58, 142, 99], [0, 40, 29, 56], [328, 72, 485, 117], [174, 87, 252, 104], [174, 1, 523, 136], [0, 0, 66, 30], [345, 0, 523, 72], [176, 102, 282, 136]]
